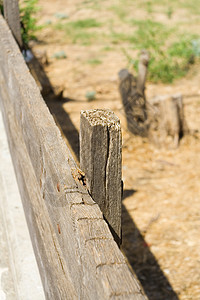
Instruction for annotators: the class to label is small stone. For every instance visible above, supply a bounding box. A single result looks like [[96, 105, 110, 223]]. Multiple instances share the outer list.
[[85, 91, 96, 101], [52, 51, 67, 59], [54, 12, 69, 19], [45, 20, 52, 25], [164, 269, 170, 275]]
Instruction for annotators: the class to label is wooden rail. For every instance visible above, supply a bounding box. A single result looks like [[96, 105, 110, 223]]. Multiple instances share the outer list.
[[3, 0, 22, 47], [0, 14, 146, 299]]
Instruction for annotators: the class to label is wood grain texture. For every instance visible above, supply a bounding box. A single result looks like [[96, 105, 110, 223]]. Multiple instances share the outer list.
[[148, 94, 188, 148], [137, 50, 149, 95], [3, 0, 22, 47], [118, 69, 148, 137], [80, 110, 122, 244], [0, 15, 146, 299]]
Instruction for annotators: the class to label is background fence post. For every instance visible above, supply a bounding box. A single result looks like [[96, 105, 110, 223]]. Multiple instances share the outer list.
[[3, 0, 22, 48], [80, 109, 122, 245]]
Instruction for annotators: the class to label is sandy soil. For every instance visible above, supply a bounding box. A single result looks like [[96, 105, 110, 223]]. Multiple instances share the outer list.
[[31, 1, 200, 299]]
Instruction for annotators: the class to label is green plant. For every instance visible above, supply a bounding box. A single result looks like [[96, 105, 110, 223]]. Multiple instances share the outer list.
[[119, 19, 198, 83], [67, 18, 100, 29], [129, 19, 171, 49], [87, 58, 102, 65], [110, 5, 128, 20], [110, 31, 136, 45], [121, 48, 137, 70], [0, 0, 3, 14], [102, 46, 114, 51], [166, 6, 173, 19], [20, 0, 41, 46], [0, 0, 40, 45], [55, 18, 101, 45], [146, 1, 153, 14], [49, 0, 200, 83]]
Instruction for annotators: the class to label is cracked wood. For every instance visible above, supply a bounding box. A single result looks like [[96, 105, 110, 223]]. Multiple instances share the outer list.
[[80, 109, 122, 245]]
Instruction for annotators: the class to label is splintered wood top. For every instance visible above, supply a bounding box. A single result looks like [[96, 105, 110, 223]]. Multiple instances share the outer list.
[[81, 109, 120, 128]]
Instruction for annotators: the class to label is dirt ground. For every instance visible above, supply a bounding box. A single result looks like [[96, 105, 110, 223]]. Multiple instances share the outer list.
[[31, 1, 200, 299]]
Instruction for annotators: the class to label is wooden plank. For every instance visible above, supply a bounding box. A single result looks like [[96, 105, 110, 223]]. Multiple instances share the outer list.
[[3, 0, 22, 47], [0, 15, 146, 300], [80, 109, 122, 245], [0, 71, 78, 299]]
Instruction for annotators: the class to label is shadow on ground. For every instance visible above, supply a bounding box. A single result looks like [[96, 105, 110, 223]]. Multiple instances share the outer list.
[[28, 53, 178, 300], [122, 193, 178, 300], [46, 94, 80, 161], [27, 53, 80, 161]]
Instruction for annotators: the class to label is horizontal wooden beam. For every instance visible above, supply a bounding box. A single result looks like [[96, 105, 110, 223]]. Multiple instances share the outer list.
[[3, 0, 22, 48]]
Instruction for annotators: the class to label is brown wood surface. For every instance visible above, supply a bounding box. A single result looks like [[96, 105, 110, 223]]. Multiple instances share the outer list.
[[118, 55, 148, 138], [148, 94, 188, 148], [0, 15, 146, 300], [80, 109, 122, 245], [3, 0, 22, 47], [137, 50, 149, 95]]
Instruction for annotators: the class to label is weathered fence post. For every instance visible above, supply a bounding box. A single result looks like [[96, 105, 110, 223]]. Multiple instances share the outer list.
[[80, 109, 122, 245], [118, 50, 150, 137], [148, 93, 189, 148], [3, 0, 22, 48]]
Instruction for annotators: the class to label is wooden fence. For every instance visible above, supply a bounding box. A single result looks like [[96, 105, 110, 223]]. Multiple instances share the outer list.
[[0, 12, 146, 300]]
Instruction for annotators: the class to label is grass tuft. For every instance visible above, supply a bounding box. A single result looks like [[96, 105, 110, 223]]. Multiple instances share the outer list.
[[87, 58, 102, 65], [67, 18, 101, 29], [20, 0, 42, 46], [53, 1, 200, 83], [120, 19, 198, 83], [55, 18, 101, 45]]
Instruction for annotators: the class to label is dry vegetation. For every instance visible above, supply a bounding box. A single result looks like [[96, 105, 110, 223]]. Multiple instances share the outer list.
[[30, 0, 200, 299]]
